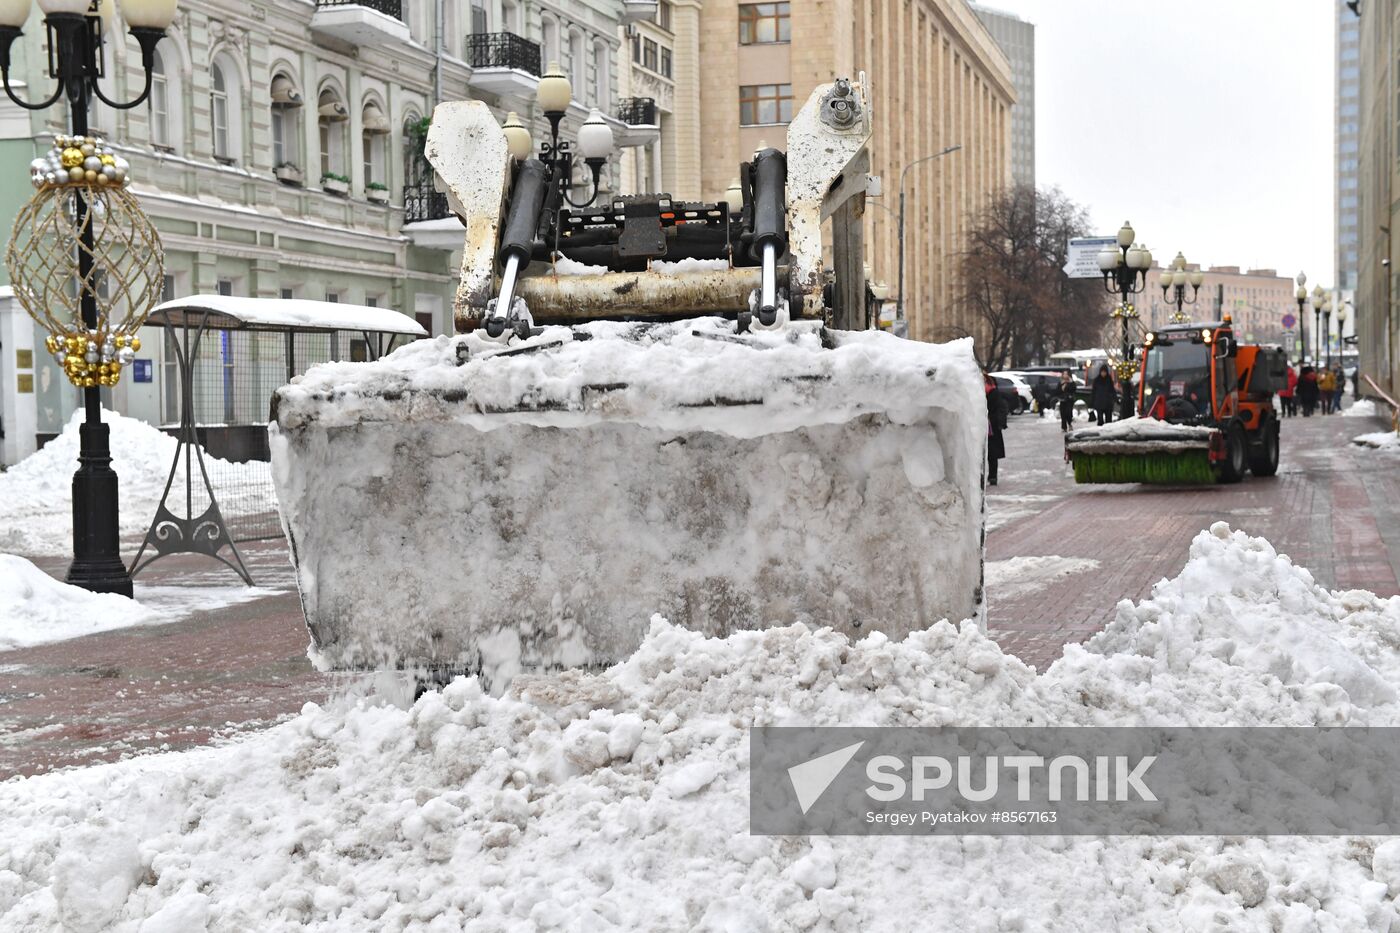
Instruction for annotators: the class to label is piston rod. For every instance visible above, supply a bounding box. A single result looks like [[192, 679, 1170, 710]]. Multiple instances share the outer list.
[[759, 243, 778, 324], [487, 254, 522, 338]]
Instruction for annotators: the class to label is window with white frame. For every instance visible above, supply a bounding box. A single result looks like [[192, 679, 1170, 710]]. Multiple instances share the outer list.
[[592, 40, 608, 106], [318, 86, 349, 181], [149, 49, 169, 149], [542, 17, 559, 67], [570, 30, 585, 95], [362, 100, 389, 190], [211, 63, 231, 159]]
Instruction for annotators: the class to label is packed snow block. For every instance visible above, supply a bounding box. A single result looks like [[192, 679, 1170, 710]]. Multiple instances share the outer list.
[[270, 319, 986, 683]]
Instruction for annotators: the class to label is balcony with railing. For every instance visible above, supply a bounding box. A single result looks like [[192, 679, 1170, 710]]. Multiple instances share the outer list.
[[311, 0, 411, 47], [467, 32, 542, 97], [403, 184, 452, 225], [617, 97, 658, 127]]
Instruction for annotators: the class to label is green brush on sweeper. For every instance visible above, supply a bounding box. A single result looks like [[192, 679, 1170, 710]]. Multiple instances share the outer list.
[[1069, 449, 1216, 485], [1064, 420, 1220, 486]]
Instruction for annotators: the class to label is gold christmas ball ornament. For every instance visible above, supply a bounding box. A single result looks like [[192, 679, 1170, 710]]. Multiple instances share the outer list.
[[32, 136, 132, 191], [7, 169, 164, 388]]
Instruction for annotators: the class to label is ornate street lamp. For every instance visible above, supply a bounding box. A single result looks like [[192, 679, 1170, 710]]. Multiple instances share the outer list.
[[1323, 297, 1334, 370], [1335, 302, 1349, 371], [1160, 251, 1204, 324], [486, 61, 616, 338], [1295, 271, 1307, 364], [0, 0, 176, 596], [1096, 221, 1152, 417]]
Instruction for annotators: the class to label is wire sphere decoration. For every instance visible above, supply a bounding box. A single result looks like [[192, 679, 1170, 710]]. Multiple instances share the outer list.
[[6, 145, 163, 389]]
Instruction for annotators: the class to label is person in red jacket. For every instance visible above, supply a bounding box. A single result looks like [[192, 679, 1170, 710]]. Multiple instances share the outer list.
[[1279, 362, 1298, 417]]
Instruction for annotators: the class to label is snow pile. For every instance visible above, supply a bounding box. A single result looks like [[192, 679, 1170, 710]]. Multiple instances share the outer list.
[[0, 554, 273, 650], [0, 555, 159, 649], [4, 524, 1400, 931], [652, 257, 730, 274], [0, 409, 275, 556], [1353, 430, 1400, 452], [550, 255, 608, 276], [1066, 416, 1214, 455], [1344, 399, 1380, 418]]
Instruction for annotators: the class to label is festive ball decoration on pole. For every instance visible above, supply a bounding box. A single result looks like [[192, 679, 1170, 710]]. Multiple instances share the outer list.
[[7, 136, 161, 389]]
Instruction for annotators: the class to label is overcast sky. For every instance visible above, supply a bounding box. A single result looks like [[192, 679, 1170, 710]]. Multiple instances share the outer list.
[[977, 0, 1336, 286]]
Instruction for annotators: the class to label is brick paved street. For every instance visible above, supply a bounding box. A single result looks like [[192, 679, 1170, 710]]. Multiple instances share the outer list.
[[1, 405, 1396, 777], [986, 404, 1400, 669]]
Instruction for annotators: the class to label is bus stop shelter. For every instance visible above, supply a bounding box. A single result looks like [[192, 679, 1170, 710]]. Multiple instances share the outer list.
[[130, 295, 427, 584]]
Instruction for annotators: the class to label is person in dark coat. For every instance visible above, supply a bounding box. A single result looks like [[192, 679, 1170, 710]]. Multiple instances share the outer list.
[[1297, 365, 1320, 417], [1057, 371, 1077, 432], [985, 373, 1008, 486], [1090, 364, 1117, 426], [1031, 379, 1051, 418]]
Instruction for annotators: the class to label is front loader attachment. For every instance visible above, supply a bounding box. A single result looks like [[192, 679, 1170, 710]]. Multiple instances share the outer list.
[[1065, 419, 1218, 485], [270, 322, 987, 686]]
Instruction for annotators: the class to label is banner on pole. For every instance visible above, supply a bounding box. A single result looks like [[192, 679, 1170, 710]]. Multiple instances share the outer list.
[[1064, 237, 1117, 279]]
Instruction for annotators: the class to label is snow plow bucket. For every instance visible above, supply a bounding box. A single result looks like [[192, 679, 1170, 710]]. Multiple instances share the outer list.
[[1066, 418, 1217, 485], [269, 320, 986, 685]]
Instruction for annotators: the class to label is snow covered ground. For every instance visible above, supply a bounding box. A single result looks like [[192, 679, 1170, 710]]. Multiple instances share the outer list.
[[1353, 430, 1400, 453], [0, 555, 273, 651], [0, 409, 277, 557], [3, 524, 1399, 931], [1344, 399, 1380, 419], [984, 555, 1100, 600]]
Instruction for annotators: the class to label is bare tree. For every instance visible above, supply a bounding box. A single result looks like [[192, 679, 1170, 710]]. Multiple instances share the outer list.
[[951, 185, 1109, 369]]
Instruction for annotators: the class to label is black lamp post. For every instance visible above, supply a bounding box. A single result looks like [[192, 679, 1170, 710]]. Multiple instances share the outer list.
[[1096, 221, 1152, 418], [1310, 285, 1327, 368], [1160, 251, 1204, 324], [0, 0, 175, 596], [1294, 271, 1307, 364]]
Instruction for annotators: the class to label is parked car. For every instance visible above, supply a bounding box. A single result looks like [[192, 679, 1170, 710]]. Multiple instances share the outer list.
[[1003, 371, 1062, 412], [989, 373, 1035, 415]]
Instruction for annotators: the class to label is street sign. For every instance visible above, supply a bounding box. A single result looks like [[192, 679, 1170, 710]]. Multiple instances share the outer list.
[[1283, 332, 1297, 353], [133, 359, 153, 383], [1064, 237, 1117, 279], [1282, 312, 1296, 330]]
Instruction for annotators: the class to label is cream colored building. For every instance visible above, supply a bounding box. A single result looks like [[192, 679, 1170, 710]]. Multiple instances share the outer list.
[[692, 0, 1014, 343], [1355, 0, 1400, 400], [1139, 264, 1297, 348]]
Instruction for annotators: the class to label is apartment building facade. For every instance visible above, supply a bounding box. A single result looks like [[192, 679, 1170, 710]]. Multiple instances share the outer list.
[[694, 0, 1014, 344], [0, 0, 652, 462]]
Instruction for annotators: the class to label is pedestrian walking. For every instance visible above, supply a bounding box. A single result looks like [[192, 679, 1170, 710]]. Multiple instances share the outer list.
[[1279, 362, 1297, 417], [1332, 366, 1347, 413], [1057, 371, 1077, 432], [1298, 365, 1319, 417], [1090, 364, 1116, 426], [985, 372, 1008, 486], [1032, 379, 1050, 418], [1318, 368, 1336, 415]]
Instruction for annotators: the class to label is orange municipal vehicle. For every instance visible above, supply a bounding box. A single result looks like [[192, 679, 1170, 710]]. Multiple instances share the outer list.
[[1066, 316, 1288, 484]]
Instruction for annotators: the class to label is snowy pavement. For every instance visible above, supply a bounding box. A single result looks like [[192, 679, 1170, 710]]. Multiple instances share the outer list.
[[3, 523, 1400, 931], [985, 402, 1400, 668], [2, 400, 1397, 777]]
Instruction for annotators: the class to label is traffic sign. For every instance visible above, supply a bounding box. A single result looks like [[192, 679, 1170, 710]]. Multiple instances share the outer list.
[[1282, 313, 1296, 330], [1063, 237, 1117, 279]]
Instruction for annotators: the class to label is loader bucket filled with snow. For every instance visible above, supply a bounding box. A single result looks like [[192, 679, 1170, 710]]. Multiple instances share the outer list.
[[268, 77, 986, 684], [269, 322, 986, 683]]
